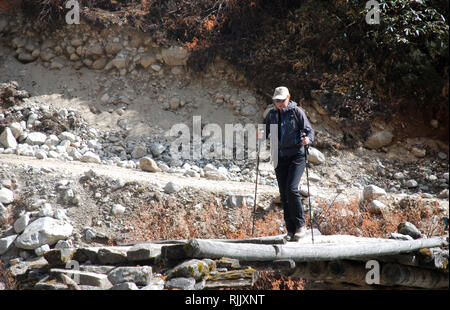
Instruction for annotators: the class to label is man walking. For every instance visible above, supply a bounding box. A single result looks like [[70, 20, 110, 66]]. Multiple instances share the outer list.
[[258, 86, 314, 241]]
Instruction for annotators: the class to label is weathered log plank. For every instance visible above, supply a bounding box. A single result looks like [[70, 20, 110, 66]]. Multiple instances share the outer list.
[[293, 260, 449, 289], [167, 237, 446, 263]]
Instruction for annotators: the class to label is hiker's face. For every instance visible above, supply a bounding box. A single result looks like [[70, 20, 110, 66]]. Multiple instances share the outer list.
[[273, 97, 289, 110]]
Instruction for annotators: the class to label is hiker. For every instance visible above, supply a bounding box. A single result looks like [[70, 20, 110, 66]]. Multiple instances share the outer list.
[[257, 86, 315, 241]]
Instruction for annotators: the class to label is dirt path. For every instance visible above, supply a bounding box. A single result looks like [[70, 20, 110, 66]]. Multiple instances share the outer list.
[[0, 153, 280, 196]]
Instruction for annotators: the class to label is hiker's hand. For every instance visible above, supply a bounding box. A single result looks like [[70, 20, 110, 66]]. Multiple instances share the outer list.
[[257, 130, 265, 139], [302, 136, 310, 145]]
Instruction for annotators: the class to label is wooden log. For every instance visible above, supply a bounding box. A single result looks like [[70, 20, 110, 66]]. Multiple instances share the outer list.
[[119, 235, 286, 246], [381, 263, 448, 289], [295, 260, 449, 289], [172, 237, 446, 263]]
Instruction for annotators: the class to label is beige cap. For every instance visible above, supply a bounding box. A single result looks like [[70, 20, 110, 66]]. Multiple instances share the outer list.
[[272, 86, 290, 100]]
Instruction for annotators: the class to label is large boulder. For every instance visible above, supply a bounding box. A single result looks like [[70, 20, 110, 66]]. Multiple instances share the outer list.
[[0, 127, 18, 149], [15, 217, 73, 250], [26, 132, 47, 145], [107, 266, 153, 286], [161, 47, 189, 66]]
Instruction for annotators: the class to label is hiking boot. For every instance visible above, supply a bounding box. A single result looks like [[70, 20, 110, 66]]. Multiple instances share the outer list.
[[293, 226, 307, 241], [284, 232, 294, 242]]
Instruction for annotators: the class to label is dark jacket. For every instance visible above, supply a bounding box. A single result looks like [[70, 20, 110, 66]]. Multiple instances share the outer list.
[[263, 100, 314, 158]]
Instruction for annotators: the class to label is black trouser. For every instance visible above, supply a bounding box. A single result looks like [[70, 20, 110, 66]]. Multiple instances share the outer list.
[[275, 153, 306, 234]]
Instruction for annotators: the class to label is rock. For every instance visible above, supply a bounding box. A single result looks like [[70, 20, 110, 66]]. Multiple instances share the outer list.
[[394, 172, 405, 180], [362, 185, 386, 201], [226, 195, 250, 208], [0, 235, 17, 255], [149, 143, 165, 157], [368, 200, 386, 214], [111, 53, 127, 69], [35, 150, 48, 160], [404, 179, 418, 188], [364, 130, 394, 149], [151, 64, 161, 72], [126, 244, 159, 262], [204, 164, 228, 181], [92, 58, 108, 70], [389, 233, 413, 241], [14, 213, 30, 233], [140, 278, 165, 290], [169, 97, 181, 110], [0, 128, 18, 149], [411, 147, 426, 158], [139, 157, 161, 172], [9, 122, 23, 139], [107, 266, 152, 286], [17, 52, 37, 63], [240, 105, 257, 117], [26, 132, 47, 145], [111, 204, 126, 216], [131, 144, 148, 159], [105, 42, 122, 56], [438, 189, 449, 199], [165, 277, 196, 290], [164, 181, 180, 194], [50, 268, 112, 289], [437, 152, 447, 160], [161, 47, 189, 66], [58, 131, 77, 142], [140, 53, 157, 68], [397, 222, 422, 239], [167, 259, 210, 280], [14, 217, 73, 250], [110, 282, 139, 290], [299, 185, 318, 197], [81, 151, 101, 163], [86, 42, 104, 57], [35, 244, 50, 256], [50, 59, 64, 70], [307, 147, 325, 165], [0, 187, 14, 204]]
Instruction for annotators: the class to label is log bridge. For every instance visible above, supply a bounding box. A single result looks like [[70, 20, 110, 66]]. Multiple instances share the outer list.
[[155, 233, 449, 289]]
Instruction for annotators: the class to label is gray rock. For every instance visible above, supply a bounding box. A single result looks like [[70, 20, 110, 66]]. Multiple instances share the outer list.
[[81, 151, 101, 163], [9, 122, 23, 139], [411, 147, 426, 158], [111, 204, 126, 216], [307, 147, 325, 165], [438, 189, 449, 199], [131, 144, 148, 159], [0, 128, 17, 149], [110, 282, 139, 290], [26, 132, 47, 145], [165, 277, 196, 290], [394, 172, 405, 180], [389, 233, 413, 241], [0, 234, 18, 255], [368, 200, 386, 214], [164, 181, 180, 194], [240, 105, 257, 117], [167, 259, 210, 280], [14, 217, 73, 250], [140, 278, 165, 290], [14, 213, 30, 233], [397, 222, 422, 239], [364, 130, 393, 149], [0, 187, 14, 204], [107, 266, 152, 286], [149, 143, 166, 157], [404, 179, 418, 188], [362, 185, 386, 201], [35, 244, 50, 256]]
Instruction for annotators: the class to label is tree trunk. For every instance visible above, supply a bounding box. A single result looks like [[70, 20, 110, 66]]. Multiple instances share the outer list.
[[166, 237, 446, 262]]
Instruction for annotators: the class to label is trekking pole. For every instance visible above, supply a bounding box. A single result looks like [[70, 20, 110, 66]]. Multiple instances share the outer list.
[[304, 141, 314, 244], [251, 136, 260, 237]]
